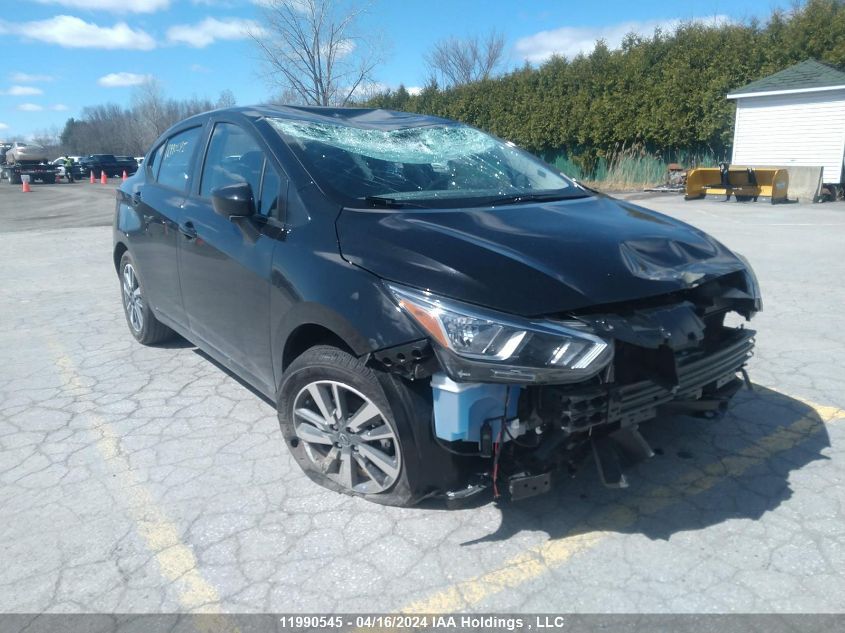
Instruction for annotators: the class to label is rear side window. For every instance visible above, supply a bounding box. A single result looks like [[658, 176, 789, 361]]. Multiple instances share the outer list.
[[200, 122, 265, 199], [146, 144, 164, 179], [157, 127, 202, 191]]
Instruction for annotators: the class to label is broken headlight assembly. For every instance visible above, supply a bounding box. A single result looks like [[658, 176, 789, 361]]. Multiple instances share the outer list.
[[735, 253, 763, 314], [387, 283, 612, 384]]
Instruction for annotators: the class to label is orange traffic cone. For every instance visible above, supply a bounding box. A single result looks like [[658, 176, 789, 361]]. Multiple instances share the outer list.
[[90, 170, 95, 184], [122, 169, 128, 181], [22, 179, 31, 193], [100, 170, 107, 185]]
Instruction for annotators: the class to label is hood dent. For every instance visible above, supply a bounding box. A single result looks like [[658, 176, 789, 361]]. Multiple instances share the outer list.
[[619, 236, 737, 285], [337, 197, 747, 316]]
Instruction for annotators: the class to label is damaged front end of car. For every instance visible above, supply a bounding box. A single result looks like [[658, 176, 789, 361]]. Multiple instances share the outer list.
[[367, 266, 760, 504]]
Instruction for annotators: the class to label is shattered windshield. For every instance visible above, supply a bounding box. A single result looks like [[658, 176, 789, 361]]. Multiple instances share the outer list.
[[268, 118, 580, 207]]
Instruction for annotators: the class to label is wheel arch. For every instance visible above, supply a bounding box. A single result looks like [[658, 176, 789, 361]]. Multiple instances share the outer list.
[[281, 323, 355, 372], [113, 241, 128, 274]]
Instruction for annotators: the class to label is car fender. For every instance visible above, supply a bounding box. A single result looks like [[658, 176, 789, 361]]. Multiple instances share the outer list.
[[270, 280, 425, 395]]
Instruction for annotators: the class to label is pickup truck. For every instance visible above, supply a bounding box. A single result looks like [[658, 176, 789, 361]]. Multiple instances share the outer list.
[[79, 154, 137, 178], [116, 156, 139, 174]]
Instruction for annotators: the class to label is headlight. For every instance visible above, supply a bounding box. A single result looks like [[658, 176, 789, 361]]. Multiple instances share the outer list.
[[387, 283, 612, 384], [734, 253, 763, 314]]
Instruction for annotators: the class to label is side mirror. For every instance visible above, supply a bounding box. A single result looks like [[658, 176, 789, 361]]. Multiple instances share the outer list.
[[211, 182, 254, 219]]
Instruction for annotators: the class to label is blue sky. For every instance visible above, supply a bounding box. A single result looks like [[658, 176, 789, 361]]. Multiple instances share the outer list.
[[0, 0, 788, 139]]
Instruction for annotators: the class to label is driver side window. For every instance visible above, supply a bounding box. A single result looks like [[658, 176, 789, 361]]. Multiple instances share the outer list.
[[200, 122, 264, 202]]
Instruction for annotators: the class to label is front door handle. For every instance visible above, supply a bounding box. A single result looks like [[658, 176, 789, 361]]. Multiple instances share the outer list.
[[179, 221, 197, 240]]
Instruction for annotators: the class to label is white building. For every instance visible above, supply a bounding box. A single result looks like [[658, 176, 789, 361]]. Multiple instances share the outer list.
[[728, 59, 845, 186]]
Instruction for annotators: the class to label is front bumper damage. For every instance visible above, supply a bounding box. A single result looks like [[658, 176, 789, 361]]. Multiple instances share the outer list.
[[368, 274, 758, 504], [516, 328, 754, 493]]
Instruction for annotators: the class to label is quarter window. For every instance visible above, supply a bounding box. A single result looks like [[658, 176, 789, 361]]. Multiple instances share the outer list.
[[258, 164, 285, 218], [157, 127, 202, 191]]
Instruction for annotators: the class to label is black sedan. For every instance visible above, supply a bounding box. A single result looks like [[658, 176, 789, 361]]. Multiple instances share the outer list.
[[113, 106, 761, 506]]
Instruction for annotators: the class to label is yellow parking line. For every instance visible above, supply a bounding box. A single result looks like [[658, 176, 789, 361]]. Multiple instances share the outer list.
[[51, 346, 229, 619], [402, 395, 843, 613], [49, 332, 844, 618]]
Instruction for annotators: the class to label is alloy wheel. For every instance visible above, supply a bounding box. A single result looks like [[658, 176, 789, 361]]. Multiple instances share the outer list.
[[122, 263, 144, 333], [292, 380, 401, 494]]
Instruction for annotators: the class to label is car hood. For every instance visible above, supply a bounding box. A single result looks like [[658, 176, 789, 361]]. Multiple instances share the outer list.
[[336, 194, 748, 316]]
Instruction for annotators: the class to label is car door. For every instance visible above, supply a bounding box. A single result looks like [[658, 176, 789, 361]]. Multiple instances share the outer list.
[[129, 126, 204, 329], [178, 119, 289, 392]]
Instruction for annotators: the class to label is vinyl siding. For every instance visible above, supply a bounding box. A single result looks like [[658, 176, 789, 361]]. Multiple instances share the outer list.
[[731, 89, 845, 183]]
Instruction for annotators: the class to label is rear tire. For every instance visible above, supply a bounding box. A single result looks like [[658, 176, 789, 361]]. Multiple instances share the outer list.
[[277, 345, 423, 507], [118, 252, 174, 345]]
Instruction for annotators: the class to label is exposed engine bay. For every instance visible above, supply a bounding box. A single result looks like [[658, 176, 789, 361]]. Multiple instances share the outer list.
[[368, 270, 759, 503]]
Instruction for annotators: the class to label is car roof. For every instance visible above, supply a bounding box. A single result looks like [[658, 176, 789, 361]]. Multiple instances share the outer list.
[[178, 105, 458, 132]]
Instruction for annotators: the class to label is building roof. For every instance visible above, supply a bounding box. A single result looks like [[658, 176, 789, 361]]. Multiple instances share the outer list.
[[727, 59, 845, 99]]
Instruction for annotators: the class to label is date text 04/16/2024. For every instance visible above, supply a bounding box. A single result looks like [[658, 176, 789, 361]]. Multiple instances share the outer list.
[[277, 615, 568, 630]]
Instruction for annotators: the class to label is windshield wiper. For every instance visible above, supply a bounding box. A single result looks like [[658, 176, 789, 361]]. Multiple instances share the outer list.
[[362, 196, 428, 209], [484, 191, 589, 206]]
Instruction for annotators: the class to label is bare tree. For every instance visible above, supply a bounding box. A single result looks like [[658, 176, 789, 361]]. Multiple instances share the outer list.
[[60, 84, 218, 156], [216, 89, 237, 108], [425, 30, 506, 87], [267, 86, 310, 106], [251, 0, 385, 106], [30, 125, 61, 150], [132, 78, 169, 150]]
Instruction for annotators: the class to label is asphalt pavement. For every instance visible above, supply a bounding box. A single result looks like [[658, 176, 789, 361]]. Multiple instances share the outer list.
[[1, 180, 844, 614]]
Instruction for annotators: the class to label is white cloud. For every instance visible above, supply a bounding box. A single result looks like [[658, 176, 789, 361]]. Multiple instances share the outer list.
[[10, 72, 54, 83], [333, 39, 355, 59], [166, 17, 261, 48], [407, 86, 422, 96], [18, 103, 44, 111], [4, 85, 44, 96], [98, 72, 152, 87], [51, 104, 69, 111], [0, 122, 9, 130], [190, 63, 211, 73], [34, 0, 170, 13], [514, 15, 729, 63], [14, 15, 156, 50]]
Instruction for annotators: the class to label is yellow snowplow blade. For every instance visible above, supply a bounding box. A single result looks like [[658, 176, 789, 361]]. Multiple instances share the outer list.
[[685, 167, 789, 203]]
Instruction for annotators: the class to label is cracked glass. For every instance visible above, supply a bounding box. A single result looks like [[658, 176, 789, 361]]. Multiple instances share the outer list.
[[269, 118, 579, 207]]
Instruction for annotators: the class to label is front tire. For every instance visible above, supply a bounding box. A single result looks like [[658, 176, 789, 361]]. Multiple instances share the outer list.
[[277, 346, 421, 506], [118, 252, 174, 345]]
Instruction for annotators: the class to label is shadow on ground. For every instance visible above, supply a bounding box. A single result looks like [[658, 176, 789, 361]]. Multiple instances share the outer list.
[[461, 385, 830, 543]]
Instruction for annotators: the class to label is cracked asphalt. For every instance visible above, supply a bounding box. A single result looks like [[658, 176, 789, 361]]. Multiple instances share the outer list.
[[1, 181, 844, 614]]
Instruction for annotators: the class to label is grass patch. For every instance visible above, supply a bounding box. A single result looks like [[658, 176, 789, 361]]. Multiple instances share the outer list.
[[546, 146, 724, 191]]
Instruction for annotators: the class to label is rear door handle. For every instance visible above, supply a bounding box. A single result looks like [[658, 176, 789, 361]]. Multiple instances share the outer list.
[[179, 221, 197, 240], [132, 191, 142, 206]]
